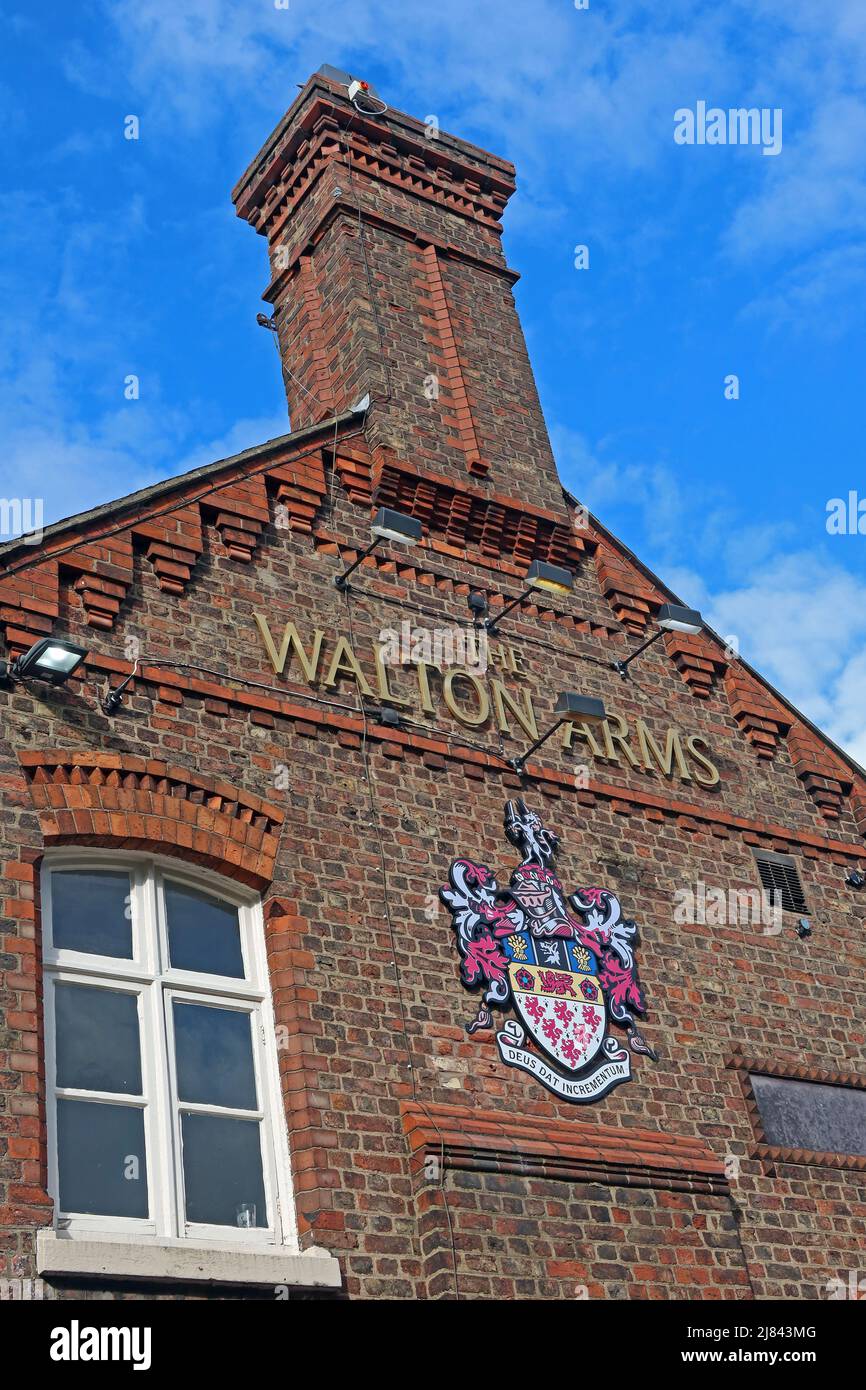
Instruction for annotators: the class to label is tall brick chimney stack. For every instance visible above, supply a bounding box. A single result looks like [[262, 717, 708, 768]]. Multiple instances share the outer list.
[[232, 66, 570, 522]]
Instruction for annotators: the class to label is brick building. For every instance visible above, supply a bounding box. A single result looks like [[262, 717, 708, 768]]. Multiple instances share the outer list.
[[1, 66, 865, 1302]]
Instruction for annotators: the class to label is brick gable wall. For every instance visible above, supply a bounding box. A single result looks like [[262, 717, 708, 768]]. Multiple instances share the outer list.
[[1, 70, 865, 1300]]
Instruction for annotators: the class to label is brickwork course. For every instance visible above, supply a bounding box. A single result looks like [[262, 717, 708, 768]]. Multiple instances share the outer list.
[[1, 67, 865, 1301]]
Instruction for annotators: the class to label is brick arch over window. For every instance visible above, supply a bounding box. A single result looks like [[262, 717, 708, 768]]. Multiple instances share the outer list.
[[18, 750, 283, 889]]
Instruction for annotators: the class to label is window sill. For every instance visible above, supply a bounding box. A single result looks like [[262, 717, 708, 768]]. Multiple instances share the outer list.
[[37, 1230, 342, 1291]]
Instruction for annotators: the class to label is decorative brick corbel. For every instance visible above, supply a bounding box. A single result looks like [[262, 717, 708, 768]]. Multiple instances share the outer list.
[[133, 506, 204, 595], [61, 531, 134, 630], [201, 474, 270, 563], [724, 669, 791, 760], [331, 440, 373, 508], [0, 558, 59, 652], [267, 448, 328, 534], [786, 722, 852, 821], [592, 535, 661, 634], [372, 451, 582, 569], [664, 631, 728, 699], [70, 572, 128, 630], [850, 784, 866, 840]]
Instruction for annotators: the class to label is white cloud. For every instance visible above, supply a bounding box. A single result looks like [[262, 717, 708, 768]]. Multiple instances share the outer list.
[[741, 243, 866, 336], [88, 0, 726, 183], [705, 553, 866, 701], [663, 544, 866, 772], [166, 414, 293, 479], [725, 97, 866, 263], [829, 649, 866, 768], [0, 186, 164, 531], [554, 427, 866, 768], [0, 178, 286, 536], [79, 0, 866, 327], [706, 553, 866, 770]]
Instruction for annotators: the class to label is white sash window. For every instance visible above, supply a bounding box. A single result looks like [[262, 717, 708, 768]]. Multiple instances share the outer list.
[[42, 852, 297, 1248]]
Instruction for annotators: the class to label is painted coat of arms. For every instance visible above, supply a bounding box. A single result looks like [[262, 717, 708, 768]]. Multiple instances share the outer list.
[[440, 799, 655, 1102]]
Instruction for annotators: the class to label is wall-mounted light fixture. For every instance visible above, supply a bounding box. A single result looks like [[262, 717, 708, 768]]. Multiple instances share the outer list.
[[0, 637, 89, 688], [485, 560, 574, 634], [796, 918, 813, 939], [468, 591, 489, 621], [509, 692, 606, 775], [612, 602, 703, 680], [334, 507, 422, 589], [374, 706, 402, 729]]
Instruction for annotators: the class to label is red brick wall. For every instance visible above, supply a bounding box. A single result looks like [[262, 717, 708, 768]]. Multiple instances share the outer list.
[[1, 71, 865, 1300], [2, 488, 865, 1299]]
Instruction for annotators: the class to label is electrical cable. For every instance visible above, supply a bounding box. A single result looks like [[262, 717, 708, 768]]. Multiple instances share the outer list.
[[99, 653, 510, 768], [350, 92, 389, 118], [5, 513, 707, 784], [325, 397, 347, 524], [326, 97, 395, 408], [0, 429, 368, 585], [89, 546, 707, 780], [1, 76, 735, 1297], [353, 584, 717, 760], [353, 570, 618, 661], [264, 314, 330, 415], [728, 1196, 759, 1299], [342, 580, 460, 1301]]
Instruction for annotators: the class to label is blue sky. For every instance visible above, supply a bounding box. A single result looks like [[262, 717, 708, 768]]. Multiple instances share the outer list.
[[1, 0, 864, 764]]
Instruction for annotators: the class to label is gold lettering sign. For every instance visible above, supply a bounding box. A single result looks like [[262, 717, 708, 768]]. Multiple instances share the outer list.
[[253, 615, 721, 786]]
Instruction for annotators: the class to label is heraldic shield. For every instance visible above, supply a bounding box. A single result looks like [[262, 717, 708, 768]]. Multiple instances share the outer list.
[[504, 901, 605, 1075], [440, 800, 656, 1103]]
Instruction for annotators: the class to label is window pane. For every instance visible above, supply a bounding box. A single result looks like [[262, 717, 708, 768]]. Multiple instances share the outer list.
[[173, 1002, 257, 1110], [181, 1113, 267, 1227], [57, 1099, 148, 1218], [165, 882, 244, 978], [55, 983, 142, 1095], [51, 870, 133, 959], [751, 1073, 866, 1157]]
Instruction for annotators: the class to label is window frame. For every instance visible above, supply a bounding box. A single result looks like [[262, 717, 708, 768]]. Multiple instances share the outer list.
[[729, 1048, 866, 1175], [42, 849, 298, 1250]]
